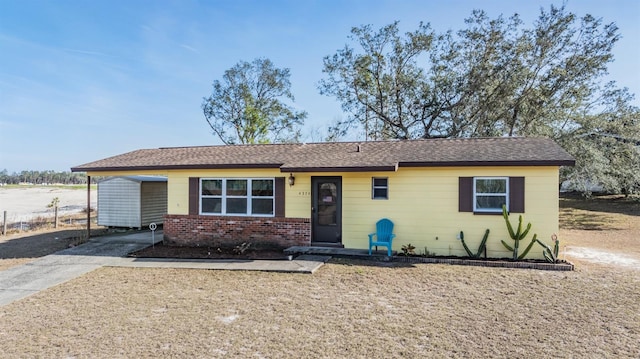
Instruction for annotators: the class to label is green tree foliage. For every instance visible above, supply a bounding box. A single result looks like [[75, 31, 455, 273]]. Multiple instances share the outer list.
[[0, 169, 89, 185], [202, 58, 307, 144], [320, 5, 640, 195], [319, 21, 436, 140], [47, 197, 60, 209], [559, 85, 640, 196]]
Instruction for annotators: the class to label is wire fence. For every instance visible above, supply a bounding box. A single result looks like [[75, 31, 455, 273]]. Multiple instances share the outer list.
[[1, 209, 96, 236]]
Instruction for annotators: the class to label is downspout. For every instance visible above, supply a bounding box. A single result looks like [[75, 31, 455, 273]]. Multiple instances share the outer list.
[[87, 175, 91, 239]]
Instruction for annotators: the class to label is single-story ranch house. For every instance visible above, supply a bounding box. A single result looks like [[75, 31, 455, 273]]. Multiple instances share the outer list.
[[71, 137, 575, 259]]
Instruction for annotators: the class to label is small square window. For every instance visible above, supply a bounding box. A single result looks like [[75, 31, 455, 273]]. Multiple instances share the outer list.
[[372, 177, 388, 200]]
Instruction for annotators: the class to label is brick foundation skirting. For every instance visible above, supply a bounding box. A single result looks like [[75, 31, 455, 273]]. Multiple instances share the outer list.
[[163, 214, 311, 248]]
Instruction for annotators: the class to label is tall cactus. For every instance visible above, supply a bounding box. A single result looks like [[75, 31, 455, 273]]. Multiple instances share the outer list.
[[501, 205, 538, 260], [459, 229, 490, 258]]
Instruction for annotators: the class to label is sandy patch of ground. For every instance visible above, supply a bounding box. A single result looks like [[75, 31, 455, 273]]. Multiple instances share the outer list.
[[0, 187, 96, 223], [566, 247, 639, 268]]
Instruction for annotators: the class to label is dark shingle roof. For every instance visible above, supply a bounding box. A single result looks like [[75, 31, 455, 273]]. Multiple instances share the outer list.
[[71, 137, 575, 173]]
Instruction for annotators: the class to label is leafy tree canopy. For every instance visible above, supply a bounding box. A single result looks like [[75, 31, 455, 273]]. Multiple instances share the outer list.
[[203, 58, 307, 144], [0, 169, 89, 185], [319, 4, 640, 196]]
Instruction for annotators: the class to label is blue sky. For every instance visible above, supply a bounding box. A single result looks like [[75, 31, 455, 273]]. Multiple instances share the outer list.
[[1, 0, 638, 172]]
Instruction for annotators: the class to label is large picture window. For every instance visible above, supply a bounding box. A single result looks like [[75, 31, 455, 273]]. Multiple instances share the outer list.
[[473, 177, 508, 213], [200, 178, 274, 216]]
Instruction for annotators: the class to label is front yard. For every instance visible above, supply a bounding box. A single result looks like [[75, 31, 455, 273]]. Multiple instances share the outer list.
[[0, 194, 638, 358]]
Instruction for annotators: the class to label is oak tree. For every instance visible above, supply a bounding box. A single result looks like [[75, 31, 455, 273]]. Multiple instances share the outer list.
[[203, 58, 306, 144], [320, 5, 639, 195]]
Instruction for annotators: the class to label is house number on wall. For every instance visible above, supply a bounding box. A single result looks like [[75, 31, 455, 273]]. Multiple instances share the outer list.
[[297, 191, 311, 196]]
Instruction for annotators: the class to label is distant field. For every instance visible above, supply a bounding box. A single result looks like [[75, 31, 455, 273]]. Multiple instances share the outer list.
[[0, 184, 96, 190], [0, 186, 97, 223]]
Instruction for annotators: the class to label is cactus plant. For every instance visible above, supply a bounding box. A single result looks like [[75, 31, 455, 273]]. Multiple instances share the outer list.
[[536, 234, 560, 263], [500, 205, 538, 260], [458, 229, 490, 258]]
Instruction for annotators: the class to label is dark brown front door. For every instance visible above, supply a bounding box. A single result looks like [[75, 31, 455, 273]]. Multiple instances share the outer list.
[[311, 177, 342, 244]]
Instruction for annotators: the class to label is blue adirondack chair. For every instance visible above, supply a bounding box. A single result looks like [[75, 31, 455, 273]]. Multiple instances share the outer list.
[[368, 218, 396, 256]]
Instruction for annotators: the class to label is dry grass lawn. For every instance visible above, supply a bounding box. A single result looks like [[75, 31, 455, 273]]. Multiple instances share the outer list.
[[0, 194, 638, 358]]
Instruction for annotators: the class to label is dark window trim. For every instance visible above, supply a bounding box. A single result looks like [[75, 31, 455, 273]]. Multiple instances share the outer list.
[[459, 177, 473, 212], [188, 177, 199, 215], [509, 177, 525, 213], [274, 177, 285, 217]]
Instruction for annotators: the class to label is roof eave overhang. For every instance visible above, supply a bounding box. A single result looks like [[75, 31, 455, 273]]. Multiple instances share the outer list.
[[280, 165, 398, 173], [71, 163, 283, 172], [71, 159, 576, 173], [399, 160, 576, 167]]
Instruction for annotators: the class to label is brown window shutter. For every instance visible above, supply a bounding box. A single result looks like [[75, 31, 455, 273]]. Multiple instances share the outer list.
[[188, 177, 200, 215], [509, 177, 525, 213], [274, 177, 285, 217], [459, 177, 473, 212]]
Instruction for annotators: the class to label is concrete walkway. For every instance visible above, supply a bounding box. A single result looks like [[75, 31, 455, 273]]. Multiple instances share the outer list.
[[110, 255, 330, 272], [0, 231, 330, 307]]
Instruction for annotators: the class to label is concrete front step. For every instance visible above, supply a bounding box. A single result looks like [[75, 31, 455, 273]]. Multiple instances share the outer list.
[[285, 246, 394, 259]]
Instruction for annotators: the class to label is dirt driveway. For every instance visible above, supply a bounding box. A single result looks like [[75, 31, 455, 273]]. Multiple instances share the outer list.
[[0, 227, 107, 271], [1, 230, 82, 271]]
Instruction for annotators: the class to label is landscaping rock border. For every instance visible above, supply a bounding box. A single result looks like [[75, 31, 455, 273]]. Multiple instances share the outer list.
[[332, 253, 575, 271], [285, 246, 575, 271], [391, 255, 574, 271]]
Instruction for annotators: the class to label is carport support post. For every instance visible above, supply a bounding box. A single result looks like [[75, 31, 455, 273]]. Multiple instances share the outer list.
[[86, 175, 91, 239]]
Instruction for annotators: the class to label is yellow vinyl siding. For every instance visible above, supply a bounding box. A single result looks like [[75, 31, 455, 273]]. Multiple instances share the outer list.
[[89, 166, 560, 259], [285, 175, 313, 218], [168, 175, 189, 215], [337, 167, 559, 259]]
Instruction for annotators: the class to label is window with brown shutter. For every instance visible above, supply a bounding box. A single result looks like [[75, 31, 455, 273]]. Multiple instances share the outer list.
[[459, 176, 525, 214], [189, 176, 285, 217], [474, 177, 509, 213]]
